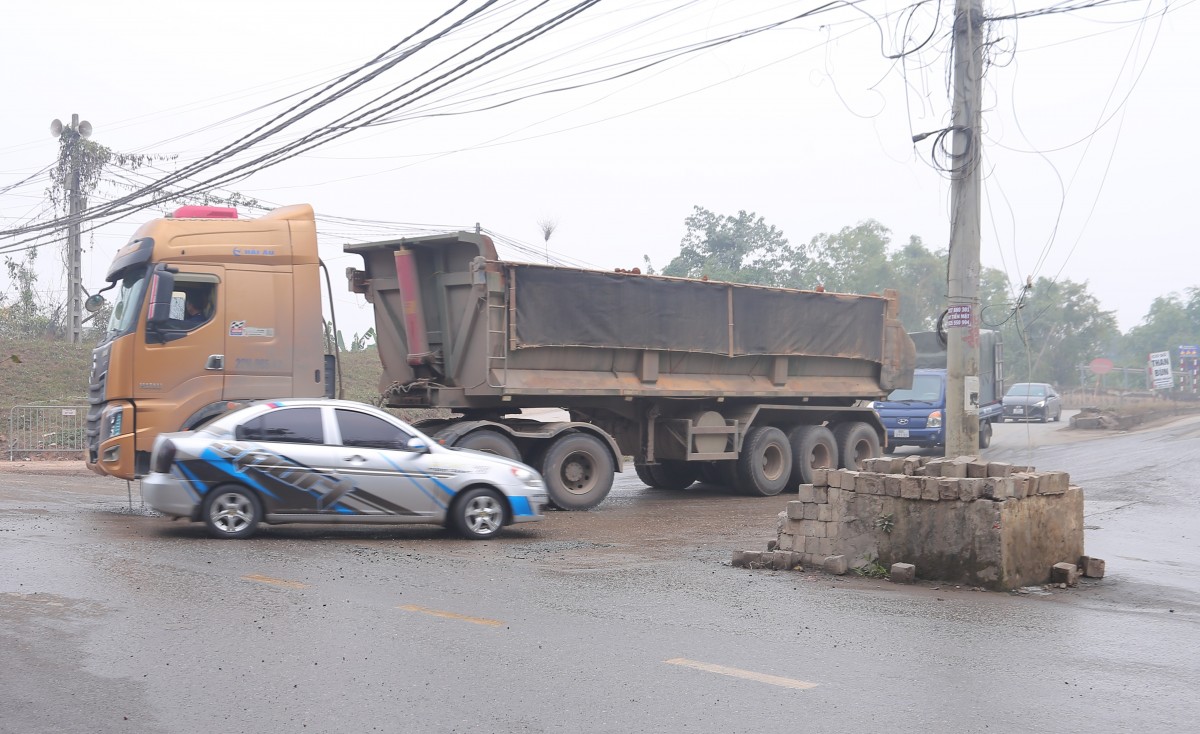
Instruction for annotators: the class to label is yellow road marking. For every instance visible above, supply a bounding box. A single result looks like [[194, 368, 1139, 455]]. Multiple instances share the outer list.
[[398, 604, 504, 627], [665, 658, 818, 690], [242, 574, 309, 590]]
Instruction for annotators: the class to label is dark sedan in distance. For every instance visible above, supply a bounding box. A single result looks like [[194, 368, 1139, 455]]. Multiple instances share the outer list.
[[1001, 382, 1062, 422]]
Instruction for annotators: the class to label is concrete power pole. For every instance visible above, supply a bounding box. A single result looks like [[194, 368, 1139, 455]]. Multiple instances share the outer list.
[[52, 113, 92, 344], [944, 0, 985, 458]]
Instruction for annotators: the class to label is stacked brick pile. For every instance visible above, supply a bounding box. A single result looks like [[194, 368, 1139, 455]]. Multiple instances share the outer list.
[[733, 455, 1088, 590]]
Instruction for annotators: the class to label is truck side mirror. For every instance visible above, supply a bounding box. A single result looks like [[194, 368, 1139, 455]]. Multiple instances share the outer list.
[[146, 265, 178, 325]]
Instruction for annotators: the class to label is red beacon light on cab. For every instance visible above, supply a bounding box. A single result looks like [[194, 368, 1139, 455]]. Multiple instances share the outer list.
[[170, 205, 239, 219]]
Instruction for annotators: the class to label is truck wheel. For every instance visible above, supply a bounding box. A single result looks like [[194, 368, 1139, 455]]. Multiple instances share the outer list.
[[449, 487, 507, 539], [539, 433, 614, 510], [979, 420, 993, 449], [648, 461, 698, 490], [736, 426, 792, 497], [788, 426, 839, 486], [833, 422, 880, 471], [634, 463, 660, 488], [202, 485, 261, 540], [695, 462, 724, 486], [454, 430, 521, 462]]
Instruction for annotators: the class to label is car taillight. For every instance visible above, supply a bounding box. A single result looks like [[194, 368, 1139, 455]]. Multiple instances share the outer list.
[[152, 439, 176, 474]]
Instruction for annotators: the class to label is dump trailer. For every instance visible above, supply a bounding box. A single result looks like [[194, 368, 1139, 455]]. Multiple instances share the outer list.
[[346, 232, 916, 509]]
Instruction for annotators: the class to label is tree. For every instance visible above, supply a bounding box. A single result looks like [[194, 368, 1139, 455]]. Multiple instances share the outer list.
[[887, 236, 947, 332], [662, 207, 804, 286], [1120, 289, 1200, 368], [805, 220, 892, 296]]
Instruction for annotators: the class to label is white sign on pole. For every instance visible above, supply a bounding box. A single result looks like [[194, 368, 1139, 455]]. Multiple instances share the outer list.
[[1149, 350, 1173, 389]]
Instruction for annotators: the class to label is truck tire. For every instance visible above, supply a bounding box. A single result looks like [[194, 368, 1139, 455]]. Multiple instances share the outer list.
[[736, 426, 792, 497], [978, 420, 993, 449], [833, 422, 880, 471], [788, 425, 839, 487], [539, 433, 615, 510], [648, 461, 698, 490], [453, 430, 521, 462], [634, 463, 660, 488], [695, 462, 724, 486]]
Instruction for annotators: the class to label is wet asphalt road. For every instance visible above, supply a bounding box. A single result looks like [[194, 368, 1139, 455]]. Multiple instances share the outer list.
[[1, 413, 1198, 733]]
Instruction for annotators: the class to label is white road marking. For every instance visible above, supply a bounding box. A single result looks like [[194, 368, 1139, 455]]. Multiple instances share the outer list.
[[665, 658, 818, 690]]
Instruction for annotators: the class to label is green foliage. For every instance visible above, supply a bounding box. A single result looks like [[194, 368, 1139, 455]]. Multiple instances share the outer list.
[[0, 250, 63, 339], [1120, 289, 1200, 367], [324, 320, 376, 353], [662, 207, 804, 286], [874, 513, 895, 534], [853, 557, 890, 579]]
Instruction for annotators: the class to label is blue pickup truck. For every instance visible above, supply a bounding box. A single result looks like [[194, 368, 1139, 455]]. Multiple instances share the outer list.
[[873, 331, 1004, 450]]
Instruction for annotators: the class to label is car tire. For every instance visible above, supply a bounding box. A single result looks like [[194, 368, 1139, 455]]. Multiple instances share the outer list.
[[539, 433, 615, 510], [737, 426, 792, 496], [979, 420, 993, 449], [450, 487, 507, 539], [202, 485, 262, 540], [1039, 410, 1049, 423]]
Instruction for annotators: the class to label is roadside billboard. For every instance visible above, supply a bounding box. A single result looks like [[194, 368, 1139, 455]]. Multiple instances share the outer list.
[[1149, 350, 1173, 390]]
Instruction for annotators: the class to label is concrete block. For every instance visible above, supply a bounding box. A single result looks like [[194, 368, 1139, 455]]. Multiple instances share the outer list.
[[883, 476, 903, 497], [803, 503, 820, 520], [890, 562, 916, 583], [812, 468, 829, 487], [1038, 471, 1070, 495], [981, 477, 1012, 500], [859, 474, 883, 495], [769, 551, 803, 571], [827, 470, 843, 488], [817, 537, 834, 556], [812, 521, 827, 538], [825, 522, 840, 539], [862, 458, 889, 473], [813, 486, 829, 504], [1051, 562, 1079, 587], [786, 501, 805, 520], [987, 462, 1013, 478], [923, 460, 944, 477], [776, 533, 798, 552], [783, 518, 806, 536], [921, 477, 941, 501], [1078, 556, 1106, 578], [900, 476, 923, 500], [940, 461, 967, 478], [732, 550, 763, 568], [797, 484, 815, 503], [818, 504, 834, 522], [903, 456, 923, 476], [939, 478, 961, 501], [1011, 473, 1034, 499], [823, 555, 849, 575], [967, 461, 990, 479], [805, 536, 821, 555], [959, 478, 985, 502], [841, 471, 859, 492]]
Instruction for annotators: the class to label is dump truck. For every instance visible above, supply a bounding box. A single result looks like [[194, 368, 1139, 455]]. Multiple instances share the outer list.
[[86, 204, 916, 510], [345, 231, 915, 508]]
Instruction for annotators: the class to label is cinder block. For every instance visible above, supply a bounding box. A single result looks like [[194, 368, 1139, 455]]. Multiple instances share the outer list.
[[986, 462, 1013, 478], [981, 477, 1013, 500], [818, 504, 834, 522], [890, 562, 916, 583], [1039, 471, 1069, 495], [841, 471, 860, 492], [923, 460, 944, 477], [1051, 562, 1079, 586], [812, 521, 827, 538], [823, 555, 849, 575], [805, 536, 821, 555], [940, 461, 967, 478], [817, 537, 833, 556], [859, 474, 883, 495], [939, 478, 961, 501], [797, 484, 816, 503], [883, 476, 902, 497], [786, 501, 805, 520], [813, 486, 829, 504], [921, 477, 941, 501], [900, 476, 922, 500], [862, 458, 888, 473], [812, 468, 829, 487], [732, 550, 763, 568], [776, 533, 798, 551], [769, 551, 803, 571], [803, 503, 820, 520], [967, 461, 989, 479], [827, 470, 843, 488], [784, 518, 806, 536], [1078, 556, 1106, 578], [959, 478, 985, 502], [1011, 473, 1035, 499], [903, 456, 923, 476]]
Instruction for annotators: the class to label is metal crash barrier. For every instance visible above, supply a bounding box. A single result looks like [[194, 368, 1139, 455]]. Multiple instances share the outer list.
[[8, 405, 88, 460]]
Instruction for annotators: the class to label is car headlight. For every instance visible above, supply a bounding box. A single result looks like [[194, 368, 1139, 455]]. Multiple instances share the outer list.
[[1034, 400, 1045, 408], [926, 410, 942, 428], [510, 466, 543, 487]]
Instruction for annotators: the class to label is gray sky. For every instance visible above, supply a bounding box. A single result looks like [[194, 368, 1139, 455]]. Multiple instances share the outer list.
[[2, 0, 1195, 341]]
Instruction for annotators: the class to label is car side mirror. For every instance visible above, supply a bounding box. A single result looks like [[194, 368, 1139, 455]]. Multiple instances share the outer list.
[[406, 437, 428, 453]]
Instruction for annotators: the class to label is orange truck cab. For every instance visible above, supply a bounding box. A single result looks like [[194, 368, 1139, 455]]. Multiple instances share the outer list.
[[86, 205, 332, 480]]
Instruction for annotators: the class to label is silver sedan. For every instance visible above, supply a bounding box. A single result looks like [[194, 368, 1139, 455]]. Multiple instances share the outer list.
[[142, 399, 548, 539]]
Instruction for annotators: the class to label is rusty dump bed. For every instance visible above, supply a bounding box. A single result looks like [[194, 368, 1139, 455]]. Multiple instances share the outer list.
[[345, 233, 914, 410]]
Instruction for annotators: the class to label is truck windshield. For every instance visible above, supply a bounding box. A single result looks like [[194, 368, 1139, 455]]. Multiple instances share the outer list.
[[884, 373, 943, 402], [105, 269, 149, 341]]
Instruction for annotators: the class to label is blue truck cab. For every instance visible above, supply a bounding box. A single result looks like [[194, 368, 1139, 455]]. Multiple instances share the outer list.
[[873, 331, 1004, 451]]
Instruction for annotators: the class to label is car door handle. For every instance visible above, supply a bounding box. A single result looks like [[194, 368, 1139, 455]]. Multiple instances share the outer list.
[[205, 354, 224, 371], [343, 455, 367, 463]]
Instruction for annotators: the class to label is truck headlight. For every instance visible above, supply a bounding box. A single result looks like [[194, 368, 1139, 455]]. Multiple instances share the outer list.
[[108, 407, 124, 438], [926, 411, 942, 428]]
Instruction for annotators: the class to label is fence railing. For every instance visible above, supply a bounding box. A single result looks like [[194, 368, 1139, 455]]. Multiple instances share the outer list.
[[7, 405, 88, 460]]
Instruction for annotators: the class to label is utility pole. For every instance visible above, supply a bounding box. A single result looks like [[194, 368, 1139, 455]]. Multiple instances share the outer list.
[[51, 113, 92, 344], [944, 0, 984, 458]]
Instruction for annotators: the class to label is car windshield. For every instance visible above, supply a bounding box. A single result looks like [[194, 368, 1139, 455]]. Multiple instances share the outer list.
[[1006, 384, 1047, 397], [104, 268, 149, 341], [884, 373, 943, 402]]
